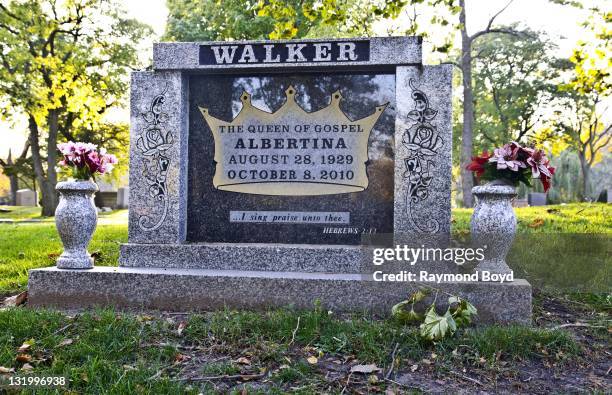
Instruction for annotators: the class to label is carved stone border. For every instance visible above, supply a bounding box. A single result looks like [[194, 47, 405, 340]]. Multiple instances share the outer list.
[[394, 65, 452, 237], [127, 72, 188, 244]]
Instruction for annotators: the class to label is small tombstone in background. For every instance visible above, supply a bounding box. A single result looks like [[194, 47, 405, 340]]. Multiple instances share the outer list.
[[117, 187, 129, 209], [528, 192, 547, 206], [16, 189, 36, 206], [597, 189, 611, 203]]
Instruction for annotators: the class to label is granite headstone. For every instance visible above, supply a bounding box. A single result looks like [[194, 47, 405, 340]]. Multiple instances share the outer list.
[[28, 37, 532, 324]]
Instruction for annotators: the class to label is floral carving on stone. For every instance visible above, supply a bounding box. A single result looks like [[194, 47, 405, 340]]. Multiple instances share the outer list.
[[136, 85, 173, 231], [402, 79, 443, 233]]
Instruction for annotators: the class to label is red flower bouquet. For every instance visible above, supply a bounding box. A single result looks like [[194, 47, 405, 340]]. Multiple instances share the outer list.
[[467, 142, 555, 191]]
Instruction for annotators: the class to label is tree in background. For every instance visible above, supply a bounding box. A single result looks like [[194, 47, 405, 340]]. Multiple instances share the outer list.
[[454, 0, 525, 207], [164, 0, 412, 41], [552, 4, 610, 200], [164, 0, 276, 41], [0, 143, 33, 205], [471, 29, 560, 150], [0, 0, 150, 215]]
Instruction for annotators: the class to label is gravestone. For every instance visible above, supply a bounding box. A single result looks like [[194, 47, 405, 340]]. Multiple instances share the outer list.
[[528, 192, 547, 206], [16, 189, 36, 206], [596, 189, 611, 204], [28, 37, 531, 323], [117, 187, 129, 209]]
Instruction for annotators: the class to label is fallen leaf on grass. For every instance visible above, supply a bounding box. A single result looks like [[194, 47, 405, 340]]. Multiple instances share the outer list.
[[21, 363, 33, 371], [528, 218, 545, 228], [307, 356, 318, 364], [410, 364, 418, 372], [174, 353, 190, 363], [0, 366, 15, 374], [350, 364, 381, 374], [17, 342, 32, 353], [2, 291, 28, 308], [16, 354, 31, 363], [239, 374, 262, 382], [58, 338, 73, 347], [177, 321, 187, 336], [236, 357, 251, 365]]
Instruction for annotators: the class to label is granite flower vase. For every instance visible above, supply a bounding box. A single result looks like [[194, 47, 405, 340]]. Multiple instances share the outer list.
[[471, 180, 517, 275], [55, 180, 99, 269]]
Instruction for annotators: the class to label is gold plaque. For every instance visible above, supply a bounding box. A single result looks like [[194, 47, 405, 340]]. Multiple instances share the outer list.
[[199, 86, 387, 196]]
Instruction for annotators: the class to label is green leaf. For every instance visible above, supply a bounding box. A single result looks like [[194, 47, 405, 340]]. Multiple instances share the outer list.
[[449, 296, 478, 327], [391, 300, 422, 324], [419, 305, 457, 341]]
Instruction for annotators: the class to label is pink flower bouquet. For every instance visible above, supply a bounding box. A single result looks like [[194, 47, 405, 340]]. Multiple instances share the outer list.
[[467, 142, 555, 192], [57, 141, 118, 180]]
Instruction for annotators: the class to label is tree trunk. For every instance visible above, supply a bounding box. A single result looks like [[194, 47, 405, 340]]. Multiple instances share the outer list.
[[28, 114, 58, 216], [9, 174, 18, 205], [578, 152, 590, 201], [7, 149, 18, 205], [459, 0, 474, 207], [45, 109, 59, 214]]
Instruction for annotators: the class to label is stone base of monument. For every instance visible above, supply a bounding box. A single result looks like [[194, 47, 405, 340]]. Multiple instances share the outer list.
[[28, 266, 531, 325]]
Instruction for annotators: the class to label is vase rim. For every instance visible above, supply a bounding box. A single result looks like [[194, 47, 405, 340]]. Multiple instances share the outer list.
[[472, 184, 516, 195], [56, 180, 99, 192]]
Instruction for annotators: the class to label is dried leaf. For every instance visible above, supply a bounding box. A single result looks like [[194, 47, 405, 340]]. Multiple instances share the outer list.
[[528, 218, 545, 228], [174, 353, 190, 363], [0, 366, 15, 374], [21, 363, 33, 371], [368, 374, 379, 384], [58, 338, 73, 347], [136, 315, 154, 322], [16, 354, 31, 363], [410, 364, 418, 372], [239, 374, 261, 381], [2, 291, 28, 307], [177, 321, 187, 336], [17, 343, 31, 353], [307, 356, 318, 364], [236, 357, 251, 365], [350, 364, 382, 374]]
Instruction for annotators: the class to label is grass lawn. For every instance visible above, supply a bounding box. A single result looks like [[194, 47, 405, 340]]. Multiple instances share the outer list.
[[0, 203, 610, 392], [0, 300, 601, 393], [0, 209, 127, 295]]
